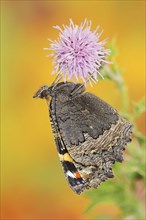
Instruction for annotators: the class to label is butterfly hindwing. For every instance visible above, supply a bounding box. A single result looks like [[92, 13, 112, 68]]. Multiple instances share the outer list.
[[55, 91, 119, 146]]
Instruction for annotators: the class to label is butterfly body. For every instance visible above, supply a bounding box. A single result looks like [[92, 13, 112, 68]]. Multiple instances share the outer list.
[[34, 82, 133, 194]]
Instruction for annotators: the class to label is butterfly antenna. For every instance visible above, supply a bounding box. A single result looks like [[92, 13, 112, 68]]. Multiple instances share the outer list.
[[51, 73, 63, 91], [71, 73, 97, 97], [70, 79, 90, 97], [70, 83, 85, 97]]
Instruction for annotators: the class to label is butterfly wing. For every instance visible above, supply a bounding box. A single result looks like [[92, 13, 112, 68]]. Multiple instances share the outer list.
[[34, 82, 133, 193], [49, 99, 89, 194], [55, 92, 119, 146], [54, 91, 133, 190]]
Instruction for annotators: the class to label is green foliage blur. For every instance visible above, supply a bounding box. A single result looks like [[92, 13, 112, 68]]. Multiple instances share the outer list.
[[84, 41, 145, 220]]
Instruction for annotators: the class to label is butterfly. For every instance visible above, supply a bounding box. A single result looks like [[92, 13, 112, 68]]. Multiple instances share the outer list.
[[33, 82, 133, 194]]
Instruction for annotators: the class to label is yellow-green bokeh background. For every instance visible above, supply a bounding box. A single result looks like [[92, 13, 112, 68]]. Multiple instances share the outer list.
[[1, 1, 145, 219]]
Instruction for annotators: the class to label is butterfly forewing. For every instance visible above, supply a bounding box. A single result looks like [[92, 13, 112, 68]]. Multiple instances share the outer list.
[[49, 98, 89, 194]]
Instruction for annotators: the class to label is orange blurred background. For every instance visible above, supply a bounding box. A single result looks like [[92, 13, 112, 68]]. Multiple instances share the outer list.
[[1, 1, 145, 219]]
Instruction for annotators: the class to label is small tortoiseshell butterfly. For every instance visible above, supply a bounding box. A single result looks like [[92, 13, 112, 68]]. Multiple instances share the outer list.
[[33, 82, 133, 194]]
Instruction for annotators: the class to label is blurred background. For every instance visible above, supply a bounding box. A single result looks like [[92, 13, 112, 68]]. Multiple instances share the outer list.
[[1, 1, 145, 219]]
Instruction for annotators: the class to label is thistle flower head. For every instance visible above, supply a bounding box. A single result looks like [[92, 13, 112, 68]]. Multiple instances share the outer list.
[[46, 19, 110, 83]]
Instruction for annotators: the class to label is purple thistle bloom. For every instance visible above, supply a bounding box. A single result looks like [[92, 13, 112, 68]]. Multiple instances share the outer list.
[[45, 19, 110, 83]]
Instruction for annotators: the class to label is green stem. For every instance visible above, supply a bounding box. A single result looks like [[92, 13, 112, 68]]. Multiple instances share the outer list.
[[118, 83, 129, 113]]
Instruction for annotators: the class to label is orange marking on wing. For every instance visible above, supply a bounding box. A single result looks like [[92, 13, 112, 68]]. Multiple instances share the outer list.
[[75, 171, 81, 179]]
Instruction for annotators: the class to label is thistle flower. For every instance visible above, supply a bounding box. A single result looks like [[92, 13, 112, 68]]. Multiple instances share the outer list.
[[45, 19, 110, 83]]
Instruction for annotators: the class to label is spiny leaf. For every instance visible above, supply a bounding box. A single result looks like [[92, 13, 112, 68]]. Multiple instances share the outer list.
[[132, 97, 146, 120]]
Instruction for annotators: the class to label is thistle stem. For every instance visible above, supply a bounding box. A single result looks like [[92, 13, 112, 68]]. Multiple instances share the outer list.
[[118, 83, 129, 113]]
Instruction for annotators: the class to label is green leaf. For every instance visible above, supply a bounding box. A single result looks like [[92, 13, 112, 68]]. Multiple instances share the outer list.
[[132, 98, 146, 120]]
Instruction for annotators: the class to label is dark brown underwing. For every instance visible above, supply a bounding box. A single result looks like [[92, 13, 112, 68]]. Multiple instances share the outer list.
[[33, 82, 133, 194]]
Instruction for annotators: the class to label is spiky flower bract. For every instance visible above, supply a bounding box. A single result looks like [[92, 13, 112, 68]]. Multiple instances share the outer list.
[[45, 19, 110, 83]]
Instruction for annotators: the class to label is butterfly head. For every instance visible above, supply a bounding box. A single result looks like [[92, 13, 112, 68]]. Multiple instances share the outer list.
[[33, 85, 52, 99], [33, 82, 85, 100]]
